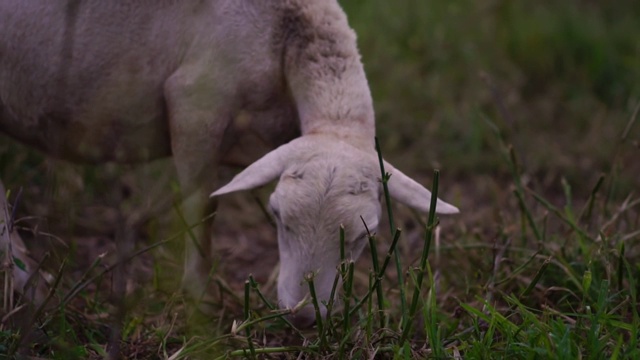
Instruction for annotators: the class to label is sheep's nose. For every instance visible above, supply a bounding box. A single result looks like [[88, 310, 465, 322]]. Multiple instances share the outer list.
[[287, 304, 319, 328]]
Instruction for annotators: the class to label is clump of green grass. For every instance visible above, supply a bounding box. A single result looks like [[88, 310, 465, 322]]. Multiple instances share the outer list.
[[209, 106, 638, 358], [1, 110, 638, 358]]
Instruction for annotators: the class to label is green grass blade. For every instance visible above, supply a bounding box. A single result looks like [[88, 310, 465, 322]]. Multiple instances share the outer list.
[[402, 170, 440, 343], [375, 137, 408, 327]]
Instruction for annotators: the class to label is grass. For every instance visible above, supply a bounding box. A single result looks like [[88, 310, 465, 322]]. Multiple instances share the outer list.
[[1, 0, 640, 358]]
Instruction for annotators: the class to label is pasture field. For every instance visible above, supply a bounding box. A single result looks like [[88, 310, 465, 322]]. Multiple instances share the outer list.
[[1, 0, 639, 358]]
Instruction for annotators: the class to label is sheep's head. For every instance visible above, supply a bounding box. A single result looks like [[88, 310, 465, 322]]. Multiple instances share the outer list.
[[211, 135, 458, 328], [268, 153, 381, 327]]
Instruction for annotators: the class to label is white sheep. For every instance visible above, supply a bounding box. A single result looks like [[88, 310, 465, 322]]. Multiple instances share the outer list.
[[0, 0, 458, 327]]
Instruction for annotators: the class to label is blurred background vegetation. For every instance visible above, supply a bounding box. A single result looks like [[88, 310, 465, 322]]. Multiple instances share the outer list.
[[342, 0, 639, 197]]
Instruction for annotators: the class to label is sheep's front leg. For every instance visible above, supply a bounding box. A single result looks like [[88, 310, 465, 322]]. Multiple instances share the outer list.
[[175, 187, 217, 301], [164, 72, 230, 303]]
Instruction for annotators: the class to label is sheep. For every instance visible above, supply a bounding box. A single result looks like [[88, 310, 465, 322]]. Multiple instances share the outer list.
[[0, 0, 458, 327]]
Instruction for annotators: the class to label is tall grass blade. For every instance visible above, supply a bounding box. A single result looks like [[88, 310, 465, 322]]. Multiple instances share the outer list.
[[402, 170, 440, 343], [513, 189, 542, 241], [338, 261, 355, 359], [305, 273, 326, 350], [363, 216, 385, 328], [342, 261, 355, 336], [350, 228, 402, 316], [520, 257, 551, 298], [324, 271, 341, 335], [375, 137, 407, 325], [616, 243, 624, 292], [577, 174, 605, 225], [248, 275, 302, 336], [529, 190, 591, 240], [243, 280, 256, 359], [339, 225, 346, 277], [424, 264, 442, 358]]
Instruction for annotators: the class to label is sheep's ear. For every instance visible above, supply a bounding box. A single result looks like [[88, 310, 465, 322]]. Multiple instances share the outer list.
[[211, 143, 292, 197], [384, 161, 459, 214]]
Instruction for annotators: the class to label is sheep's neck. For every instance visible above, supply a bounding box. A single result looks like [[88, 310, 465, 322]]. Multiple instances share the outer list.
[[282, 1, 375, 151]]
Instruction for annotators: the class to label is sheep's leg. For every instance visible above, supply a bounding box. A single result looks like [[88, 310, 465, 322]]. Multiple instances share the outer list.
[[170, 128, 220, 304], [174, 188, 218, 299], [164, 71, 231, 304]]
